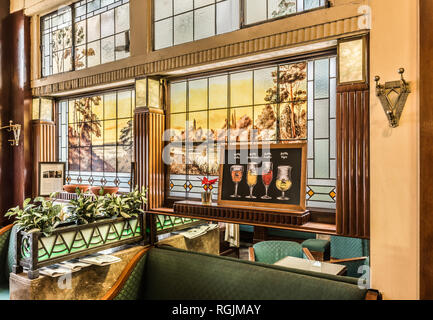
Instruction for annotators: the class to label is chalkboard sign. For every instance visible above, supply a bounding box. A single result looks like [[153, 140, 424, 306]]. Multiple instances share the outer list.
[[217, 142, 307, 211]]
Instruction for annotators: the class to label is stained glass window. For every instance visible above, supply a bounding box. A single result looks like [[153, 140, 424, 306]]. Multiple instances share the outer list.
[[41, 0, 130, 77], [168, 56, 336, 209], [154, 0, 240, 50], [244, 0, 327, 25], [58, 88, 135, 192]]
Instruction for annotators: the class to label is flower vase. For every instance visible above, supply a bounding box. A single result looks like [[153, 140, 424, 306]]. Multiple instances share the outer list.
[[201, 190, 213, 205]]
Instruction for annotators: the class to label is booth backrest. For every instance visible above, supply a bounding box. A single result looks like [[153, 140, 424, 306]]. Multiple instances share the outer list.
[[140, 247, 368, 300], [0, 225, 13, 285]]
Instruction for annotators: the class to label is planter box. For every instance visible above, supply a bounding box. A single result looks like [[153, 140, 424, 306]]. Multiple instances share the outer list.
[[13, 215, 145, 279]]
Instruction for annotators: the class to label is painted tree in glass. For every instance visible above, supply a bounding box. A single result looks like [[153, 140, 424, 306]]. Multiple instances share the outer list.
[[271, 63, 307, 139]]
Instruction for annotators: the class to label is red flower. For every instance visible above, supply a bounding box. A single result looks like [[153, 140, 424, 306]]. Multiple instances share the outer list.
[[199, 177, 218, 186]]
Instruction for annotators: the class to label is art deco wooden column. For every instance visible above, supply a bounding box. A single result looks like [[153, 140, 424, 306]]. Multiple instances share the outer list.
[[336, 83, 370, 239], [32, 120, 56, 197], [0, 9, 32, 224], [134, 107, 165, 210]]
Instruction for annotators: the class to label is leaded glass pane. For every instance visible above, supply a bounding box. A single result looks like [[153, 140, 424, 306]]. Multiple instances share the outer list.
[[216, 0, 240, 34], [174, 12, 194, 45], [155, 18, 173, 50], [174, 0, 193, 14], [269, 0, 296, 19], [171, 82, 187, 113], [314, 99, 329, 139], [189, 79, 208, 111], [314, 59, 329, 99], [209, 75, 228, 109], [230, 71, 253, 107], [245, 0, 267, 24], [154, 0, 173, 21], [194, 5, 215, 41]]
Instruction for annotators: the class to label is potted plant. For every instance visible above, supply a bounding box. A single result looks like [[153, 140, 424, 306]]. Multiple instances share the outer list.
[[5, 195, 62, 236], [5, 187, 147, 279], [199, 177, 217, 205], [66, 189, 104, 225]]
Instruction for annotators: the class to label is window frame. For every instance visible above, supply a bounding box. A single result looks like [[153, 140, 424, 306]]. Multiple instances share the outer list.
[[162, 48, 337, 214], [151, 0, 330, 51]]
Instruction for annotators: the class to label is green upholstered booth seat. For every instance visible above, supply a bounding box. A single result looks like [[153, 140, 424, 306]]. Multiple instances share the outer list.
[[330, 236, 370, 278], [111, 246, 371, 300], [252, 241, 304, 264], [302, 239, 330, 252]]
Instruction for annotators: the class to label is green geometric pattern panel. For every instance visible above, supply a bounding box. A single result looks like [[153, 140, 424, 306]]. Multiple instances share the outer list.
[[20, 218, 142, 263], [155, 215, 201, 234]]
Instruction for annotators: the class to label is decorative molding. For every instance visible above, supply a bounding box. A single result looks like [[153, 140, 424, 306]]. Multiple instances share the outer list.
[[173, 201, 311, 228], [32, 15, 367, 96]]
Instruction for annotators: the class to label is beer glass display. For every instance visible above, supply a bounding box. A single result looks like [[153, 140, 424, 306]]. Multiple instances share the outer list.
[[246, 162, 258, 199], [261, 162, 273, 200], [276, 165, 292, 201], [230, 165, 244, 198]]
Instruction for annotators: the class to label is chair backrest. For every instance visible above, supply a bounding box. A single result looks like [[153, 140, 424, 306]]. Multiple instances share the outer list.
[[142, 246, 368, 300], [330, 236, 369, 259], [330, 236, 369, 278], [253, 241, 303, 264]]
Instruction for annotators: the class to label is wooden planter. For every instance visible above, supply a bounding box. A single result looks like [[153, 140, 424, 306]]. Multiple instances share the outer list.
[[13, 215, 145, 279]]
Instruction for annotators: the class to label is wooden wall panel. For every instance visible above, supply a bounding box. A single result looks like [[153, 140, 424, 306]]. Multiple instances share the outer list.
[[32, 120, 56, 197], [336, 84, 370, 238], [134, 107, 165, 210]]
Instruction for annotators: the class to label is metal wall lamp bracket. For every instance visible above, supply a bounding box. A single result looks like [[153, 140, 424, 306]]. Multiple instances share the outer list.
[[375, 68, 411, 128], [0, 120, 21, 146]]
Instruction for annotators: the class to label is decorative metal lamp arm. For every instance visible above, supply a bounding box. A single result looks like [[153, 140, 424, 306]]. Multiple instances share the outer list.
[[0, 120, 21, 146], [375, 68, 411, 128]]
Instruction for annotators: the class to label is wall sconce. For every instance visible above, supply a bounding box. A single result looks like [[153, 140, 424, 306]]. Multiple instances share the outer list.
[[375, 68, 411, 128], [0, 121, 21, 146], [135, 77, 162, 109]]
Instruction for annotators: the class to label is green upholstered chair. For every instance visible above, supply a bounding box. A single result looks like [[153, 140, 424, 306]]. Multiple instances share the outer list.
[[248, 241, 314, 264], [328, 236, 370, 278], [0, 224, 15, 301], [302, 238, 331, 261]]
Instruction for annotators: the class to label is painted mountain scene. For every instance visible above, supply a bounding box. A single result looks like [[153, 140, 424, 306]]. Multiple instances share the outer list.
[[67, 91, 134, 175]]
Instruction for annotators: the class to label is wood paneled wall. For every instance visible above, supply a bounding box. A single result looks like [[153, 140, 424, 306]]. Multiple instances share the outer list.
[[32, 120, 56, 197], [134, 107, 165, 210], [336, 83, 370, 238]]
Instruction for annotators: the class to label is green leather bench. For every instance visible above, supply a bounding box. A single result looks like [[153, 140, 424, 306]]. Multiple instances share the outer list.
[[103, 246, 380, 300], [0, 225, 14, 300]]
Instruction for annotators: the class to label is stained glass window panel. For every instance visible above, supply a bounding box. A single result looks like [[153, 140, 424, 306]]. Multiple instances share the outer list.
[[58, 88, 135, 192], [154, 0, 239, 49], [168, 56, 336, 209], [41, 0, 130, 77]]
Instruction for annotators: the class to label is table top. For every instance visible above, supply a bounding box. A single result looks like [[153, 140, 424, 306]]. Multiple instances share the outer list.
[[274, 256, 347, 276]]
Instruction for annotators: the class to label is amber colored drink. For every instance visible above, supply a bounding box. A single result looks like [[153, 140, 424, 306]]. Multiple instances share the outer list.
[[231, 170, 243, 183]]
